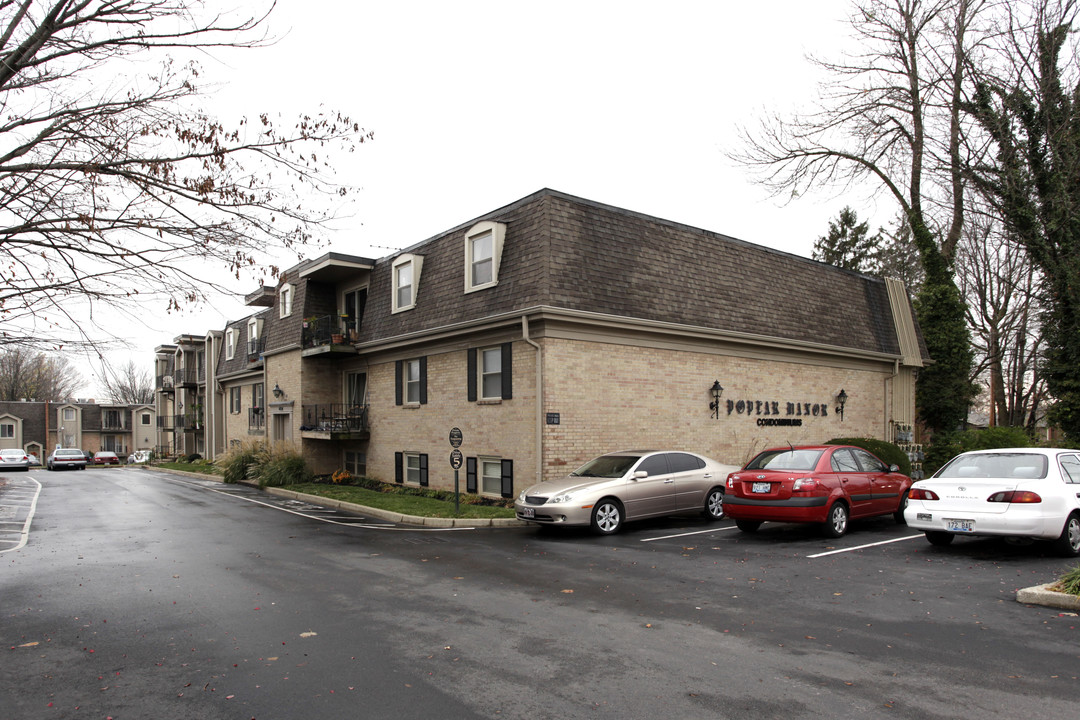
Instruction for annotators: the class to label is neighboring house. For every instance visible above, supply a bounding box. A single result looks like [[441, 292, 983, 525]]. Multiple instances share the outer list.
[[153, 189, 929, 499], [0, 400, 156, 458]]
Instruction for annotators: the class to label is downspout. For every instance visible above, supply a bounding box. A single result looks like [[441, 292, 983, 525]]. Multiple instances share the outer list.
[[885, 358, 900, 441], [522, 315, 542, 484]]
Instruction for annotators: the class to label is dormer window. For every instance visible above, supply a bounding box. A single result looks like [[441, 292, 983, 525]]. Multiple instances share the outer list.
[[392, 254, 423, 313], [225, 328, 238, 360], [464, 221, 506, 293], [279, 283, 294, 318]]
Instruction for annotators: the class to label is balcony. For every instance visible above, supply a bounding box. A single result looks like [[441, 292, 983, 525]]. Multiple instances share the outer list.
[[248, 407, 265, 433], [174, 368, 200, 388], [174, 413, 203, 432], [300, 403, 369, 441], [157, 416, 175, 430], [247, 336, 266, 362], [157, 374, 175, 392], [301, 315, 358, 358], [102, 418, 128, 431]]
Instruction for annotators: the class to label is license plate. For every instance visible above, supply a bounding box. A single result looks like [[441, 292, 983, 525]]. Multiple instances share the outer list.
[[752, 482, 771, 494], [945, 518, 974, 532], [521, 507, 535, 519]]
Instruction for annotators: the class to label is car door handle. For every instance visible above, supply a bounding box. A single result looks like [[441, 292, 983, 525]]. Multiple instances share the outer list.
[[664, 479, 675, 484], [703, 474, 712, 479]]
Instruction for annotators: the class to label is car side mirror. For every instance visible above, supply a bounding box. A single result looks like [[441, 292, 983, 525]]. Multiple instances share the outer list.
[[889, 464, 900, 472], [633, 470, 648, 480]]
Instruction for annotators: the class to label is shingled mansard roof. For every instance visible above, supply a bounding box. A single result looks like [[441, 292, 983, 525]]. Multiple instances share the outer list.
[[351, 189, 929, 363]]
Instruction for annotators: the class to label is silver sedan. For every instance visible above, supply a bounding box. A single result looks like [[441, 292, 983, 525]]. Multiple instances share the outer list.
[[515, 450, 739, 534]]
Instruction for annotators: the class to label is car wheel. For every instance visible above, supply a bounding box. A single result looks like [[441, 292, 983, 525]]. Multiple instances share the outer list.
[[925, 531, 954, 546], [822, 502, 849, 538], [735, 519, 761, 533], [1052, 514, 1080, 557], [590, 499, 623, 535], [702, 488, 725, 520], [893, 490, 909, 524]]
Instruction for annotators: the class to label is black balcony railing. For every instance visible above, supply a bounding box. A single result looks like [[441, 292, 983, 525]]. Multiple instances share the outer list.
[[248, 407, 265, 432], [157, 415, 175, 429], [300, 403, 368, 433], [102, 417, 128, 431], [174, 368, 199, 387], [302, 315, 359, 349], [247, 336, 266, 360], [156, 374, 175, 391]]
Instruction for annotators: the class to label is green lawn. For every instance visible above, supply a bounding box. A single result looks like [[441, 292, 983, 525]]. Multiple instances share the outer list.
[[148, 463, 516, 519], [288, 483, 517, 519]]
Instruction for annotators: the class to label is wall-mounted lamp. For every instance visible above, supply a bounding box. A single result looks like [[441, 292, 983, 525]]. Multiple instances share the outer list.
[[835, 388, 848, 421], [272, 384, 284, 399], [709, 380, 725, 419]]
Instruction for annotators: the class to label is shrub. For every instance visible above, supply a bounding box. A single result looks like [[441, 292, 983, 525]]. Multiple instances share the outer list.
[[183, 453, 202, 463], [827, 437, 912, 476], [251, 443, 312, 488], [1057, 565, 1080, 596], [924, 427, 1033, 476], [219, 440, 262, 484]]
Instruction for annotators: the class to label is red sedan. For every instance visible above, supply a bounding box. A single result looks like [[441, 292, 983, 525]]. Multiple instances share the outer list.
[[724, 445, 913, 537], [93, 451, 121, 466]]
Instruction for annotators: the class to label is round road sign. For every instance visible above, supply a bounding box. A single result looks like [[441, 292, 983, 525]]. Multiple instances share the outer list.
[[450, 449, 463, 469]]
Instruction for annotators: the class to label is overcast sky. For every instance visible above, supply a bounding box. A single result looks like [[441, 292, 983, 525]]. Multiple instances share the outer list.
[[84, 0, 888, 396]]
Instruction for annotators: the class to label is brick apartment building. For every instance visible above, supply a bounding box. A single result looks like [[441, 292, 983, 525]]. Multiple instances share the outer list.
[[0, 400, 157, 460], [153, 189, 929, 498]]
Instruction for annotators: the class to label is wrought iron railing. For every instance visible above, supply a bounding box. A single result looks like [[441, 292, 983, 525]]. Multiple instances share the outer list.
[[248, 407, 265, 432], [302, 315, 358, 349], [300, 403, 368, 433]]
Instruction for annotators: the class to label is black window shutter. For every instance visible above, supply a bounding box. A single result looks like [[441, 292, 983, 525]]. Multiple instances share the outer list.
[[419, 356, 428, 405], [466, 457, 477, 493], [419, 453, 429, 487], [500, 459, 514, 498], [467, 348, 477, 401], [394, 361, 403, 406], [501, 342, 513, 399], [394, 452, 403, 484]]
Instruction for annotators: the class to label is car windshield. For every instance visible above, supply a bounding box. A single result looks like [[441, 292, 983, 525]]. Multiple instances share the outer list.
[[745, 449, 823, 472], [571, 454, 642, 478], [935, 453, 1048, 480], [56, 450, 84, 458], [1, 450, 24, 457]]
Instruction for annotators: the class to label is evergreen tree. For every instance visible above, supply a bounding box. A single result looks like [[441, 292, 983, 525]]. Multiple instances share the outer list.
[[813, 207, 880, 272]]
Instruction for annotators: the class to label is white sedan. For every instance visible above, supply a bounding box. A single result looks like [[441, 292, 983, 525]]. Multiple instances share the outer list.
[[905, 448, 1080, 556], [515, 450, 740, 534]]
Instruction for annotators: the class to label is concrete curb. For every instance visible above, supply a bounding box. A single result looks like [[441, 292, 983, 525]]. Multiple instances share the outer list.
[[1016, 583, 1080, 612], [143, 466, 526, 529]]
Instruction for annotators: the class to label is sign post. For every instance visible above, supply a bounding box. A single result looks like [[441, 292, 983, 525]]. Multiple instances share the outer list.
[[449, 427, 463, 514]]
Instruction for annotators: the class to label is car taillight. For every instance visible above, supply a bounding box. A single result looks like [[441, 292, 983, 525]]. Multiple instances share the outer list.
[[987, 490, 1042, 503], [909, 488, 940, 501], [727, 476, 735, 489], [792, 478, 817, 491]]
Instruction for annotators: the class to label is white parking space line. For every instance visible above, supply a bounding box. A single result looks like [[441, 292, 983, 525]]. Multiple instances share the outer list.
[[807, 534, 924, 558], [640, 525, 739, 543], [0, 477, 42, 553]]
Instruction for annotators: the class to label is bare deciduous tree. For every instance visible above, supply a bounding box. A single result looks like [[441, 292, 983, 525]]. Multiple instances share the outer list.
[[98, 357, 153, 404], [0, 1, 371, 350], [732, 0, 990, 433], [0, 346, 83, 399]]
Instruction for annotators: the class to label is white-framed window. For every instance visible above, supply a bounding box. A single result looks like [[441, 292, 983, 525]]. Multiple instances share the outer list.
[[346, 372, 366, 407], [480, 347, 502, 400], [63, 408, 76, 421], [345, 450, 366, 477], [480, 457, 502, 495], [391, 254, 423, 313], [405, 452, 423, 485], [225, 328, 238, 360], [279, 283, 294, 318], [0, 422, 14, 438], [464, 221, 506, 293], [229, 387, 242, 414], [141, 413, 151, 426], [405, 359, 421, 404]]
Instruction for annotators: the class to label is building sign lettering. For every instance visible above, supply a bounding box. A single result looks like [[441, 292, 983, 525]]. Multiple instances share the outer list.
[[727, 399, 829, 423]]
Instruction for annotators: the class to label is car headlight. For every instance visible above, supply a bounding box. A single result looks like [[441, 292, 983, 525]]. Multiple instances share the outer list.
[[517, 489, 528, 502], [549, 492, 575, 504]]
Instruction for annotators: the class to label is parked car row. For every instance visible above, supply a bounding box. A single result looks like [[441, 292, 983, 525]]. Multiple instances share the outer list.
[[1, 448, 151, 471], [514, 445, 1080, 557]]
